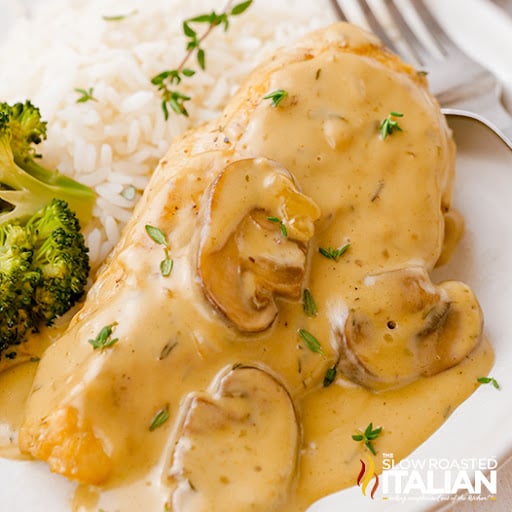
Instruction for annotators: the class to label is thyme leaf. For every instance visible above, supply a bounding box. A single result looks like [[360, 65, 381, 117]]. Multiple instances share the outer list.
[[298, 328, 324, 355], [145, 224, 168, 246], [323, 365, 337, 387], [102, 9, 138, 21], [149, 404, 170, 431], [303, 288, 318, 317], [231, 0, 253, 15], [160, 249, 174, 277]]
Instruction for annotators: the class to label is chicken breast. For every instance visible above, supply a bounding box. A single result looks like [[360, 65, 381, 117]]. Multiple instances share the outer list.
[[18, 22, 484, 510]]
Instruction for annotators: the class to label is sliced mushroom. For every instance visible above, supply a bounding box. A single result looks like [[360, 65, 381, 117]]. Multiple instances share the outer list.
[[198, 157, 320, 332], [168, 365, 299, 512], [336, 266, 483, 391]]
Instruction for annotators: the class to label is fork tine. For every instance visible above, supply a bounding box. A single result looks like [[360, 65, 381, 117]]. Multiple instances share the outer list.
[[358, 0, 398, 54], [330, 0, 348, 22], [383, 0, 431, 65], [411, 0, 459, 57]]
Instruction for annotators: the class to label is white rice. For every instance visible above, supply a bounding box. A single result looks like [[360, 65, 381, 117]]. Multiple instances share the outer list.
[[0, 0, 337, 272]]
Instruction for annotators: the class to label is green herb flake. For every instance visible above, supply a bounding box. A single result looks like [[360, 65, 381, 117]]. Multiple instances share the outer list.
[[263, 89, 288, 108], [231, 0, 253, 15], [380, 111, 404, 139], [352, 422, 382, 455], [88, 323, 119, 351], [75, 87, 97, 103], [159, 341, 178, 361], [323, 366, 337, 387], [160, 249, 174, 277], [145, 224, 168, 247], [477, 376, 500, 389], [298, 328, 324, 355], [149, 404, 170, 431], [102, 9, 138, 21], [267, 216, 288, 237], [303, 288, 318, 317], [318, 243, 351, 262]]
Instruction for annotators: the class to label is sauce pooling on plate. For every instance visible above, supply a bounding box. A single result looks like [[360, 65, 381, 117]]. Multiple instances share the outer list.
[[0, 22, 493, 511]]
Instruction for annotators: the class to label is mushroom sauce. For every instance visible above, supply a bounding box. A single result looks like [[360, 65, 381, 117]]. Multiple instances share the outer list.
[[0, 22, 493, 511]]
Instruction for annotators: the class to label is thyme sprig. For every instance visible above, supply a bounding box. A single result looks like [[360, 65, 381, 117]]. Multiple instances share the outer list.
[[352, 422, 382, 455], [380, 111, 404, 139], [319, 243, 351, 262], [88, 323, 119, 351], [151, 0, 253, 119], [477, 376, 500, 389], [145, 224, 174, 277], [75, 87, 97, 103], [263, 88, 288, 108], [267, 216, 288, 237]]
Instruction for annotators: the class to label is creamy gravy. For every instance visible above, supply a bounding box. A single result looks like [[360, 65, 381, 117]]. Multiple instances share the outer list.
[[0, 23, 493, 512]]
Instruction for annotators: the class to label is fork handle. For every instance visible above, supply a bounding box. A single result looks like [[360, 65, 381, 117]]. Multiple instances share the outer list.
[[442, 96, 512, 151]]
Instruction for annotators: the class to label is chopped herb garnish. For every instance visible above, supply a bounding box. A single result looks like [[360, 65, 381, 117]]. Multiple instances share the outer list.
[[477, 376, 500, 389], [323, 366, 337, 387], [263, 89, 288, 108], [319, 243, 351, 262], [145, 224, 174, 277], [160, 249, 174, 277], [88, 323, 119, 350], [352, 422, 382, 455], [298, 328, 324, 355], [145, 224, 168, 247], [75, 87, 97, 103], [159, 341, 178, 360], [380, 111, 404, 139], [102, 9, 138, 21], [149, 404, 170, 431], [152, 1, 253, 119], [267, 216, 288, 237], [303, 288, 318, 317]]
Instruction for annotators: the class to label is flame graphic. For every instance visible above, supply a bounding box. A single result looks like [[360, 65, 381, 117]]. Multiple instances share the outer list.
[[356, 457, 379, 499]]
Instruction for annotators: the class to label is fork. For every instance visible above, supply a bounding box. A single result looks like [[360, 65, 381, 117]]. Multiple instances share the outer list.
[[330, 0, 512, 149]]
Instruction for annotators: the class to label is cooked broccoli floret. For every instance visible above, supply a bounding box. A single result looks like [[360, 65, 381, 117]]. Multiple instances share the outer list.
[[0, 199, 90, 354], [27, 199, 90, 325], [0, 101, 95, 225], [0, 222, 39, 352]]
